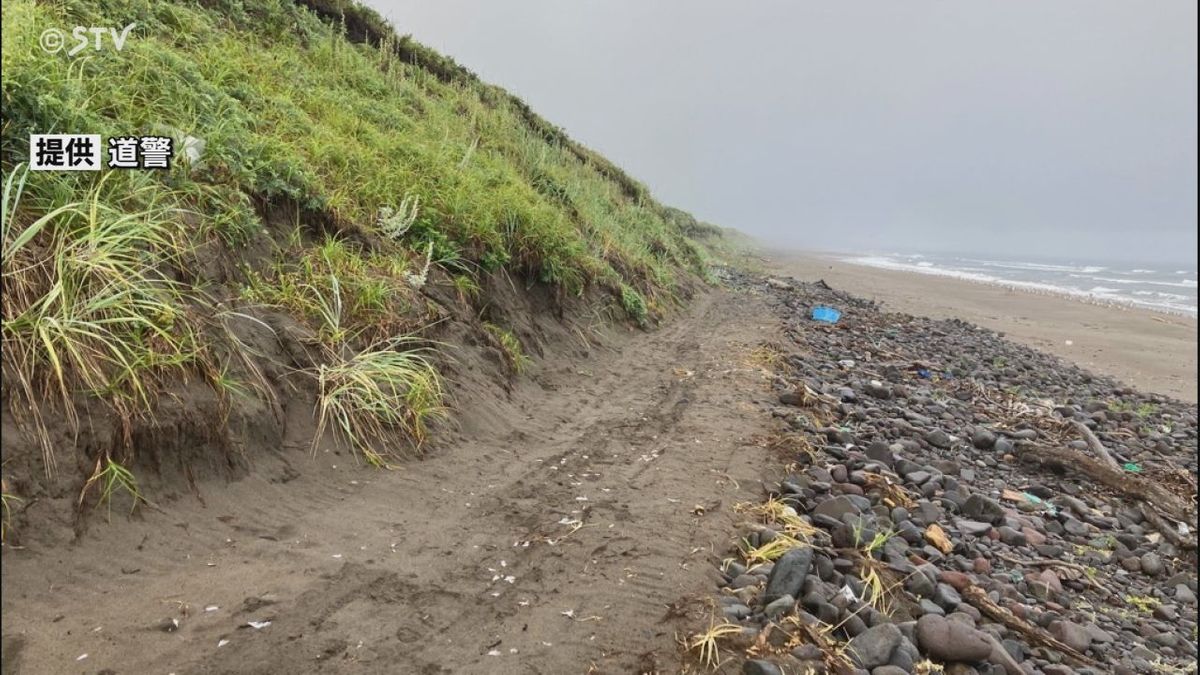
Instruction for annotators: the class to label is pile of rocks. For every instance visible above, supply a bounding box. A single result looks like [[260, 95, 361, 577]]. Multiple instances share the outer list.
[[702, 273, 1197, 675]]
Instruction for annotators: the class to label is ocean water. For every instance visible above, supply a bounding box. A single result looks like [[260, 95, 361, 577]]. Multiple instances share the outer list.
[[843, 253, 1198, 317]]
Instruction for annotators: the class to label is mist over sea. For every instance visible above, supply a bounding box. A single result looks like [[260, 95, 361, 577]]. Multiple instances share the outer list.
[[843, 252, 1198, 317]]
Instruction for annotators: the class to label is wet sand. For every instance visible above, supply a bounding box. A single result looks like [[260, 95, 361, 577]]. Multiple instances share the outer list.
[[764, 251, 1198, 403]]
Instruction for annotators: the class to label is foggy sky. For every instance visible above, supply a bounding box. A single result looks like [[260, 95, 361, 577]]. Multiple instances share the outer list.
[[369, 1, 1197, 265]]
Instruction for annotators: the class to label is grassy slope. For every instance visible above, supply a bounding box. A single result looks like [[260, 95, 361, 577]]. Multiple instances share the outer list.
[[0, 0, 724, 501]]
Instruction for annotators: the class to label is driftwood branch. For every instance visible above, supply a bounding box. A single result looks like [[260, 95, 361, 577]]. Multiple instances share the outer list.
[[1069, 420, 1120, 471], [962, 586, 1101, 669], [1140, 504, 1197, 551], [1017, 444, 1191, 523]]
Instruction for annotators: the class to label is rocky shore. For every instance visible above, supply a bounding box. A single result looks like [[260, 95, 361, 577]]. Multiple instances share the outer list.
[[691, 271, 1198, 674]]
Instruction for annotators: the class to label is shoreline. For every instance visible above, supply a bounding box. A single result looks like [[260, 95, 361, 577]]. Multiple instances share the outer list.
[[838, 254, 1198, 319], [761, 249, 1198, 403]]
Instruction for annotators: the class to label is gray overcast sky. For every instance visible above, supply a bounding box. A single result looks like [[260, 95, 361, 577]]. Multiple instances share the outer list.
[[369, 1, 1197, 264]]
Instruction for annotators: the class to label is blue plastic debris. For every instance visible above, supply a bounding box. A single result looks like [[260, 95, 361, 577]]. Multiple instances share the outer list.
[[916, 368, 932, 379], [811, 306, 841, 323]]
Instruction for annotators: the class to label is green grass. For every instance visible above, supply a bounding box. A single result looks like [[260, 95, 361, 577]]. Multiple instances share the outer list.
[[1108, 399, 1158, 419], [206, 363, 253, 413], [1, 0, 719, 479], [483, 322, 531, 374], [79, 455, 147, 520], [1125, 594, 1162, 614], [312, 339, 446, 466], [3, 0, 710, 294], [2, 165, 201, 475], [241, 236, 427, 345], [620, 284, 649, 327], [858, 528, 895, 556], [451, 273, 481, 301]]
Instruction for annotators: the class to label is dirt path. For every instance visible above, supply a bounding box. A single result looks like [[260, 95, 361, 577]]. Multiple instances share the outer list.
[[2, 287, 781, 674]]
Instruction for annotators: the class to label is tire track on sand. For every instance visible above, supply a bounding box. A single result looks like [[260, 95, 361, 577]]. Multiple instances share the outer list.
[[193, 289, 779, 674], [3, 288, 781, 675]]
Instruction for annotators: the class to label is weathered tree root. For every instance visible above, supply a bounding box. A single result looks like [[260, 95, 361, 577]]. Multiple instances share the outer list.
[[962, 586, 1101, 669], [1017, 444, 1193, 523], [1069, 420, 1120, 471], [1140, 504, 1197, 551]]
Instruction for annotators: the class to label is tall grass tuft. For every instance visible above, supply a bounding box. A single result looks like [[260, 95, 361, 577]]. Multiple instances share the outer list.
[[79, 454, 148, 521], [2, 167, 197, 476], [312, 338, 446, 466], [483, 322, 531, 374], [620, 284, 649, 327]]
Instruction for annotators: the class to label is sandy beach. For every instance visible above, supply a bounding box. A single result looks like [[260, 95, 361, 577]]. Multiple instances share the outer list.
[[764, 250, 1198, 403]]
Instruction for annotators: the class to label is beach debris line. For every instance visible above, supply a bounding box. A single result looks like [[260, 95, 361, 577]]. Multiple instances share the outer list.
[[681, 269, 1196, 674]]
